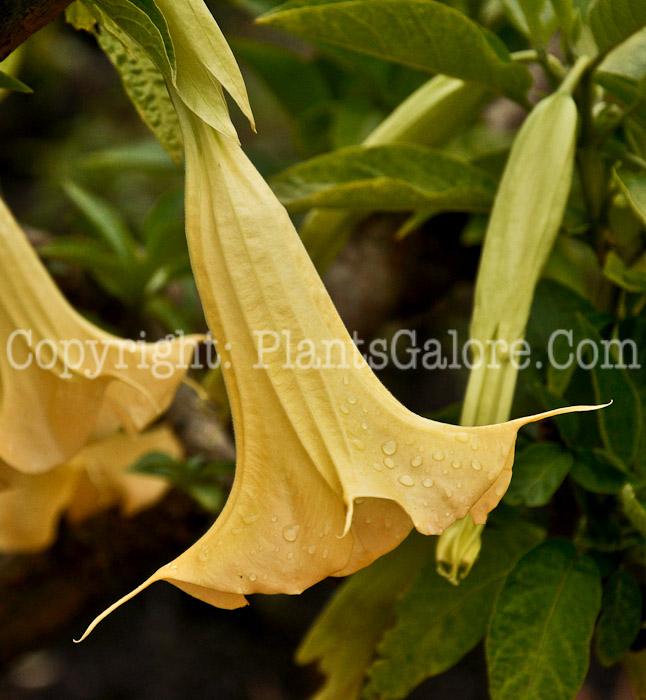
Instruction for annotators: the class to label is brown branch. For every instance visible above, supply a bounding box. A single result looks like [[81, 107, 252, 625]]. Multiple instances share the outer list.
[[0, 0, 73, 62]]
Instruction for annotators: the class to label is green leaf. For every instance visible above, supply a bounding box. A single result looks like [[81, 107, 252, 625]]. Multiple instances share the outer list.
[[615, 167, 646, 227], [270, 144, 497, 212], [595, 570, 643, 666], [296, 533, 432, 700], [587, 0, 646, 53], [603, 250, 646, 293], [487, 540, 602, 700], [92, 0, 176, 80], [570, 448, 629, 493], [62, 181, 139, 262], [38, 238, 121, 276], [0, 69, 32, 93], [364, 520, 543, 700], [258, 0, 532, 102], [502, 0, 558, 46], [505, 443, 573, 507], [576, 315, 642, 466], [94, 12, 183, 163]]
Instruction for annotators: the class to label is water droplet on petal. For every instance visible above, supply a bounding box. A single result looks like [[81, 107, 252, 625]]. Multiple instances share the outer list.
[[242, 513, 259, 525], [287, 552, 294, 560], [444, 487, 453, 498], [231, 527, 242, 536], [340, 405, 350, 415], [471, 459, 482, 471], [384, 457, 395, 469], [347, 395, 357, 405], [262, 574, 268, 581], [372, 462, 383, 472], [423, 478, 434, 488], [271, 515, 278, 523], [398, 475, 415, 487], [342, 375, 349, 386], [199, 545, 210, 562], [361, 422, 368, 431], [471, 441, 480, 451], [352, 438, 365, 451], [322, 548, 329, 559], [249, 573, 257, 581], [433, 450, 445, 461], [381, 440, 398, 455], [410, 455, 423, 467], [282, 525, 300, 542], [487, 470, 497, 482], [236, 586, 243, 594], [308, 545, 316, 555], [451, 459, 462, 469], [456, 432, 470, 443]]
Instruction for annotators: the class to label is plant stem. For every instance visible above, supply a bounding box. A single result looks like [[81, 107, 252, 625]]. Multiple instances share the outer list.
[[0, 0, 74, 61]]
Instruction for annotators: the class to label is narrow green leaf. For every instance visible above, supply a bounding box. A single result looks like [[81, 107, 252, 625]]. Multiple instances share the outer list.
[[0, 69, 32, 94], [364, 521, 543, 700], [570, 448, 629, 493], [258, 0, 532, 102], [62, 181, 139, 262], [504, 443, 573, 507], [603, 251, 646, 293], [94, 13, 183, 162], [588, 0, 646, 53], [615, 167, 646, 227], [296, 533, 432, 700], [38, 238, 121, 276], [270, 144, 497, 213], [487, 540, 602, 700], [596, 570, 643, 666]]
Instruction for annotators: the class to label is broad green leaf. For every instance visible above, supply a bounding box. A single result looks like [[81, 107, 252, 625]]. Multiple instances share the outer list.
[[615, 167, 646, 227], [570, 448, 629, 493], [296, 533, 431, 700], [588, 0, 646, 53], [258, 0, 532, 102], [62, 181, 139, 262], [504, 443, 573, 507], [595, 570, 643, 666], [599, 27, 646, 82], [94, 13, 183, 163], [0, 69, 31, 94], [576, 315, 642, 466], [487, 540, 602, 700], [364, 521, 543, 700], [270, 144, 497, 212], [502, 0, 558, 46], [92, 0, 176, 80], [603, 250, 646, 293], [550, 0, 580, 41], [66, 1, 97, 30]]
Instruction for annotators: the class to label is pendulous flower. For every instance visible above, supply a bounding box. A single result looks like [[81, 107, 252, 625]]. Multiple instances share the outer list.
[[0, 196, 203, 474], [0, 424, 180, 552]]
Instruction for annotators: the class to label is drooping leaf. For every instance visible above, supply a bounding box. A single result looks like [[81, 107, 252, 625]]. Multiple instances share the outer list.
[[258, 0, 532, 102], [0, 69, 32, 93], [615, 167, 646, 227], [587, 0, 646, 53], [270, 144, 497, 213], [603, 250, 646, 293], [296, 533, 432, 700], [364, 519, 543, 700], [595, 570, 643, 666], [487, 540, 602, 700], [504, 443, 573, 507]]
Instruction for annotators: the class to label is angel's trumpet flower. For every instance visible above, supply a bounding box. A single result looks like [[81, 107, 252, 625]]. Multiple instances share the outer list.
[[0, 425, 180, 552], [78, 92, 603, 638], [0, 197, 203, 474]]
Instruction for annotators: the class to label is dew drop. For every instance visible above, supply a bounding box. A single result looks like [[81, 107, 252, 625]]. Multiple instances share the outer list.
[[347, 395, 357, 405], [271, 515, 278, 523], [242, 513, 259, 525], [456, 432, 470, 443], [340, 405, 350, 415], [423, 500, 429, 507], [342, 375, 349, 386], [372, 461, 383, 472], [422, 478, 434, 488], [231, 527, 242, 536], [236, 586, 243, 594], [384, 457, 395, 469], [352, 438, 365, 451], [262, 574, 268, 581], [398, 475, 415, 487], [444, 487, 453, 498], [355, 497, 365, 505], [322, 548, 329, 559], [432, 450, 445, 461], [456, 481, 462, 488], [361, 422, 368, 431], [487, 470, 497, 482], [282, 524, 300, 542], [451, 459, 462, 469], [308, 545, 316, 555], [410, 455, 423, 467], [198, 545, 210, 562], [287, 552, 294, 561], [471, 459, 482, 471], [381, 440, 398, 455], [495, 486, 505, 497], [249, 573, 257, 581], [471, 441, 480, 451], [170, 564, 178, 571]]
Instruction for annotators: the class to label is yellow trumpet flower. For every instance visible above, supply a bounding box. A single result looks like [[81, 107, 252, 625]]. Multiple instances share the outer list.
[[0, 197, 203, 474], [78, 93, 601, 638], [0, 424, 180, 552]]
